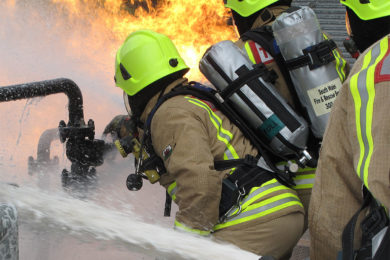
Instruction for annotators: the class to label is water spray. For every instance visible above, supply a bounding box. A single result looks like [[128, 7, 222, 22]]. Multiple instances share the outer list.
[[27, 128, 60, 175], [0, 78, 109, 181]]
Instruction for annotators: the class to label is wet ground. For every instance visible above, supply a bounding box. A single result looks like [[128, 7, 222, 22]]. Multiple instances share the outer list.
[[1, 152, 311, 260]]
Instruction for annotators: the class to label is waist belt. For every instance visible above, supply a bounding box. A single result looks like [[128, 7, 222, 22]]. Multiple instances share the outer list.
[[215, 155, 274, 222]]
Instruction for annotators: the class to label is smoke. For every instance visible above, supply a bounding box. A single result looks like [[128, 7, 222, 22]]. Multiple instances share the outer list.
[[0, 0, 125, 171]]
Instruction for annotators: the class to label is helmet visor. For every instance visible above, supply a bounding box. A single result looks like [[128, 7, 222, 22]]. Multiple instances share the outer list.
[[123, 91, 133, 116]]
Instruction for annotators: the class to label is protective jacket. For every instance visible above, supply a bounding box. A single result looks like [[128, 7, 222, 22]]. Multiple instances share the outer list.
[[140, 78, 304, 258], [235, 5, 349, 220], [309, 34, 390, 259]]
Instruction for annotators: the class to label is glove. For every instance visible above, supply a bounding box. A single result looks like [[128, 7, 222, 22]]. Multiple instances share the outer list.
[[102, 114, 135, 139]]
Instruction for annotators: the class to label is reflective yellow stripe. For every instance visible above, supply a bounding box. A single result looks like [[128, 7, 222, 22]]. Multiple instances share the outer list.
[[274, 161, 315, 189], [297, 167, 316, 173], [174, 220, 211, 236], [185, 97, 239, 160], [323, 34, 346, 82], [333, 49, 343, 81], [214, 193, 302, 230], [167, 182, 177, 201], [276, 161, 316, 173], [229, 179, 290, 215], [334, 49, 347, 82], [350, 54, 370, 180], [293, 174, 315, 189], [244, 41, 256, 64], [349, 37, 389, 188]]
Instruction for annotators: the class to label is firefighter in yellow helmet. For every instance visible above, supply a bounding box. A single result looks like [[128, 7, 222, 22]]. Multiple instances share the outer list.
[[223, 0, 349, 230], [110, 29, 305, 259], [308, 0, 390, 259]]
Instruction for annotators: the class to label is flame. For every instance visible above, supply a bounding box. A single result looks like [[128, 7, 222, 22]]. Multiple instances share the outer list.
[[48, 0, 236, 80], [0, 0, 236, 169]]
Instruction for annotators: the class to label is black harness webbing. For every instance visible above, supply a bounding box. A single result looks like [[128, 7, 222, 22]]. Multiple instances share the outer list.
[[204, 54, 303, 157], [240, 24, 324, 163], [342, 186, 389, 260], [285, 39, 337, 71], [146, 83, 295, 187], [143, 82, 298, 216], [373, 226, 390, 259], [214, 154, 274, 219], [240, 25, 304, 117]]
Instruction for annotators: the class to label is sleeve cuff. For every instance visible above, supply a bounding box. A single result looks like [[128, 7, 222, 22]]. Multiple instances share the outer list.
[[174, 220, 211, 236]]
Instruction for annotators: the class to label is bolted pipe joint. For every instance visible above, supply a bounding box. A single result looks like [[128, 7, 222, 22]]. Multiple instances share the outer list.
[[0, 78, 106, 174]]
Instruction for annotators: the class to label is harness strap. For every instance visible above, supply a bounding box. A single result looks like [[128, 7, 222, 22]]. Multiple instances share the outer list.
[[217, 155, 274, 219], [373, 226, 390, 259], [205, 52, 303, 157], [342, 186, 389, 260], [164, 190, 172, 217], [240, 25, 308, 124], [342, 187, 373, 260], [241, 26, 276, 57], [219, 63, 277, 100], [285, 39, 337, 71], [214, 154, 259, 171], [146, 83, 296, 186]]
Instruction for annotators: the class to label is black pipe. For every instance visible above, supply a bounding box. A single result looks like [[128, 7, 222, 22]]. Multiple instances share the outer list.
[[36, 128, 59, 163], [0, 78, 84, 126], [27, 128, 60, 175], [0, 78, 106, 176]]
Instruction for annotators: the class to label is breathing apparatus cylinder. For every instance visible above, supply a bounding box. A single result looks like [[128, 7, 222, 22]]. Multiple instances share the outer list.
[[272, 6, 343, 138], [199, 40, 309, 159]]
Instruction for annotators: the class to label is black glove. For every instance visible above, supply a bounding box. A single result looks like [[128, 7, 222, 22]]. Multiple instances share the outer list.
[[102, 114, 136, 139]]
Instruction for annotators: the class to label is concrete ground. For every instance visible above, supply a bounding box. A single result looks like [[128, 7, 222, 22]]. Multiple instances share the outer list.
[[290, 231, 310, 260]]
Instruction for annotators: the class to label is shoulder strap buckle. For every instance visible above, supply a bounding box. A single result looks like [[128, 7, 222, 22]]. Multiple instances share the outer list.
[[286, 39, 337, 71], [304, 39, 337, 70]]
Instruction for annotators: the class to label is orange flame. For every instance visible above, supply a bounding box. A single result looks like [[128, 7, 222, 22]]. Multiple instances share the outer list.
[[49, 0, 236, 80], [0, 0, 236, 168]]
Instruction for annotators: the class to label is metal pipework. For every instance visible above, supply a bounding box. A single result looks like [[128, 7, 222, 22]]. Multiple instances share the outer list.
[[28, 128, 60, 175], [0, 78, 105, 177], [0, 78, 84, 126]]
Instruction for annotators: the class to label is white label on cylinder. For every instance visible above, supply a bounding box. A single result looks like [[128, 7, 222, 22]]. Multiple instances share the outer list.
[[307, 78, 342, 116]]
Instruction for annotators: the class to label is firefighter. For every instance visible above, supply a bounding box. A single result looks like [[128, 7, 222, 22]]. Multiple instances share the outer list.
[[110, 29, 304, 259], [308, 0, 390, 259], [223, 0, 349, 229]]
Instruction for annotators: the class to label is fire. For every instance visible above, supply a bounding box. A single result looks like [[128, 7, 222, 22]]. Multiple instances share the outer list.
[[0, 0, 236, 168], [50, 0, 237, 80]]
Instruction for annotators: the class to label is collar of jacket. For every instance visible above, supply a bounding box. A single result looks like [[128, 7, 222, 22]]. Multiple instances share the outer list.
[[251, 5, 290, 29], [235, 5, 289, 49], [140, 77, 189, 125]]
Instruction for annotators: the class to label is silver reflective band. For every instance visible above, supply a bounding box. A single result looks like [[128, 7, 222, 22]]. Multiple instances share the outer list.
[[372, 226, 388, 257], [123, 91, 132, 116]]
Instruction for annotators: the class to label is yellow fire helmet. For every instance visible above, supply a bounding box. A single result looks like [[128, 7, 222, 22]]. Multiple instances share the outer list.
[[114, 30, 189, 96], [341, 0, 390, 20], [224, 0, 279, 17]]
